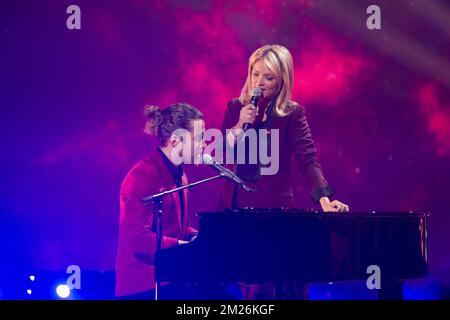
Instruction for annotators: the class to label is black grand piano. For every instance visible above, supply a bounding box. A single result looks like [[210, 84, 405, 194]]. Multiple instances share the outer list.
[[156, 209, 428, 298]]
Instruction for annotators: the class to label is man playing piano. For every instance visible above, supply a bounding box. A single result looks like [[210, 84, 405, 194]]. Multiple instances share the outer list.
[[115, 103, 205, 299]]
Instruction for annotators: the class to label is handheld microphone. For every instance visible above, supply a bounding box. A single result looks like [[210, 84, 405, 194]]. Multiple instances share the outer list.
[[243, 88, 262, 131], [202, 154, 255, 192]]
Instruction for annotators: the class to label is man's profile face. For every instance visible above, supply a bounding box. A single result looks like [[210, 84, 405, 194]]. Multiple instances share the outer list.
[[170, 119, 205, 165]]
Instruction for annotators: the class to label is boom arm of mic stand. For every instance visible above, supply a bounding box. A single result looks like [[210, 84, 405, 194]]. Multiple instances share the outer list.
[[139, 171, 254, 300], [241, 183, 256, 192]]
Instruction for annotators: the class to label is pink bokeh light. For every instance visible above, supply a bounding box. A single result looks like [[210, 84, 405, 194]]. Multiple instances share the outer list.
[[417, 84, 450, 157]]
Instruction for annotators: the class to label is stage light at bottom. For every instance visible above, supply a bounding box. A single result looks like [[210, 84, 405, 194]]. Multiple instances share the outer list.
[[56, 284, 71, 299]]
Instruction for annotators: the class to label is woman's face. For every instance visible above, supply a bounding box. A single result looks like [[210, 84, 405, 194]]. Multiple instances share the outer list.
[[251, 60, 279, 101]]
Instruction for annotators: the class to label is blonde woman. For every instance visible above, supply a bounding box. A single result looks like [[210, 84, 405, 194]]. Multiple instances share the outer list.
[[220, 44, 349, 212]]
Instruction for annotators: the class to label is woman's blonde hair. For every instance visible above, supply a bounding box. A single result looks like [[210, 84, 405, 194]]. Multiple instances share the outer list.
[[239, 44, 296, 117]]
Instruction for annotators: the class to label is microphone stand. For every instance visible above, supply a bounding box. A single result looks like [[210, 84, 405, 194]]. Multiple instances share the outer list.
[[141, 172, 254, 300]]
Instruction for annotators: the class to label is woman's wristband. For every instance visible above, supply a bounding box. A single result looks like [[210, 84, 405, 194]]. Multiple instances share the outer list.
[[231, 126, 243, 138]]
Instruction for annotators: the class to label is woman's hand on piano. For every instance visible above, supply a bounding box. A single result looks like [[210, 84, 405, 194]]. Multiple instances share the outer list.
[[189, 232, 199, 242], [320, 197, 349, 213]]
